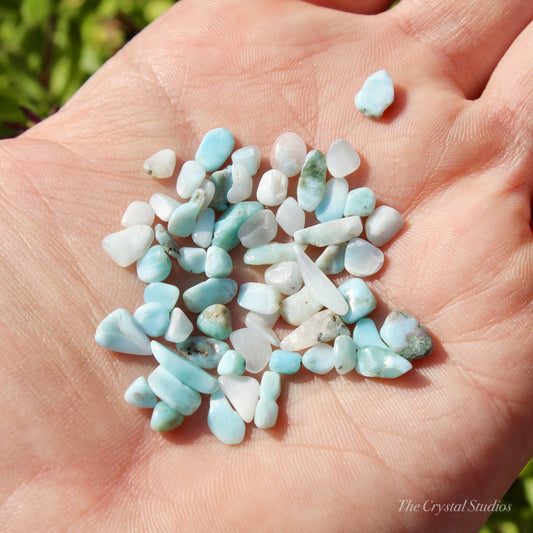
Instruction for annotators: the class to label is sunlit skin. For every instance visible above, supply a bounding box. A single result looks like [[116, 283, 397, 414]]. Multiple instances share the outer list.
[[0, 0, 532, 531]]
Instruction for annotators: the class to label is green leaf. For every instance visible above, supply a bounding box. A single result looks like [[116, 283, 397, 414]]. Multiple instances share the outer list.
[[20, 0, 53, 26]]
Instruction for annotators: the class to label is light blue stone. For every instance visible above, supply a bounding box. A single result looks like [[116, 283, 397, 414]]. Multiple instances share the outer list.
[[207, 389, 246, 445], [151, 340, 220, 394], [136, 245, 172, 283], [355, 69, 394, 119], [143, 282, 179, 311], [182, 278, 238, 313], [355, 345, 412, 378], [302, 343, 335, 374], [344, 238, 384, 277], [315, 177, 349, 222], [244, 242, 304, 265], [217, 349, 246, 375], [338, 278, 377, 324], [259, 371, 281, 401], [124, 376, 158, 408], [197, 304, 232, 340], [95, 308, 152, 355], [316, 243, 347, 275], [177, 246, 206, 274], [380, 310, 433, 361], [297, 149, 327, 212], [205, 245, 233, 278], [237, 282, 282, 315], [148, 365, 202, 415], [209, 166, 232, 212], [211, 201, 263, 251], [254, 398, 279, 429], [176, 336, 230, 369], [353, 318, 388, 349], [133, 302, 170, 337], [167, 202, 200, 238], [195, 127, 235, 172], [150, 401, 184, 432], [269, 349, 301, 374], [154, 223, 180, 259], [344, 187, 376, 217], [333, 335, 357, 374]]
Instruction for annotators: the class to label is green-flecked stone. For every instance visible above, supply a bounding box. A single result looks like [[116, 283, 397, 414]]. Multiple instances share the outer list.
[[211, 201, 263, 251], [182, 278, 238, 313], [176, 336, 230, 369], [197, 304, 232, 340], [150, 401, 184, 432], [297, 149, 327, 212], [355, 345, 412, 378]]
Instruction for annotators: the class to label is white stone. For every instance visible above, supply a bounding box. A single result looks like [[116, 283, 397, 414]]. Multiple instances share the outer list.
[[176, 160, 206, 199], [149, 193, 181, 222], [219, 375, 260, 423], [143, 148, 176, 178], [245, 310, 280, 330], [280, 285, 323, 326], [365, 205, 404, 247], [165, 308, 194, 343], [199, 179, 215, 212], [237, 282, 282, 315], [344, 238, 384, 277], [192, 207, 215, 248], [302, 343, 335, 374], [270, 132, 307, 177], [227, 162, 253, 204], [276, 196, 305, 236], [231, 145, 261, 176], [230, 327, 272, 373], [326, 139, 360, 178], [264, 261, 303, 295], [102, 224, 154, 267], [294, 216, 362, 247], [238, 209, 278, 248], [256, 169, 288, 206], [293, 245, 349, 316], [121, 201, 154, 227]]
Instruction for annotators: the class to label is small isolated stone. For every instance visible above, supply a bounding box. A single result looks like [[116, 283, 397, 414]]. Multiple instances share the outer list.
[[238, 209, 278, 248], [256, 169, 288, 206], [205, 245, 233, 278], [231, 145, 261, 176], [121, 201, 154, 227], [197, 304, 232, 340], [176, 160, 206, 199], [254, 398, 279, 429], [270, 132, 307, 178], [177, 246, 207, 274], [219, 375, 260, 423], [355, 345, 412, 378], [165, 307, 194, 343], [259, 371, 281, 401], [269, 349, 301, 375], [143, 148, 176, 178], [326, 139, 361, 178], [297, 149, 327, 212], [355, 69, 394, 119], [344, 238, 384, 277], [195, 127, 235, 172], [276, 196, 305, 236], [365, 205, 404, 247], [302, 343, 335, 374], [102, 224, 154, 268], [124, 376, 158, 408], [208, 390, 245, 445]]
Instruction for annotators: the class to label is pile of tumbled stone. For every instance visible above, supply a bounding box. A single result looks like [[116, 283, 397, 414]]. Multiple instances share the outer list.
[[95, 70, 433, 444]]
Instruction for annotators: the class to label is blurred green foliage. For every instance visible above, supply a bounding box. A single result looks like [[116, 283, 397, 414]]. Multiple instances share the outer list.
[[0, 1, 531, 531]]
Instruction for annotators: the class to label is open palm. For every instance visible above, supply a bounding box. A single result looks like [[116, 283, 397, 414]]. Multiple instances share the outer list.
[[1, 0, 532, 531]]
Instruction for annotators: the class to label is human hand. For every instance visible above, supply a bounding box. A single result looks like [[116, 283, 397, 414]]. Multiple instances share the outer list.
[[1, 0, 532, 531]]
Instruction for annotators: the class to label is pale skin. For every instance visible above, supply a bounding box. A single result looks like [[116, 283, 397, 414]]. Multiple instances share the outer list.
[[0, 0, 532, 531]]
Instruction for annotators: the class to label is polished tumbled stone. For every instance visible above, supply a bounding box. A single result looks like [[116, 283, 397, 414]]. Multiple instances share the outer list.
[[326, 139, 361, 178], [227, 162, 253, 204], [280, 285, 323, 326], [254, 398, 279, 429], [315, 177, 349, 222], [256, 169, 288, 206], [182, 278, 238, 313], [259, 371, 281, 401], [276, 196, 305, 236], [195, 127, 235, 172], [102, 224, 154, 268], [264, 261, 303, 295], [338, 278, 377, 324], [155, 224, 180, 259], [205, 245, 233, 278], [121, 201, 154, 227], [208, 389, 246, 445], [238, 209, 278, 248], [237, 282, 282, 315], [197, 304, 232, 340], [95, 308, 152, 355], [333, 335, 357, 375], [355, 69, 394, 119], [176, 336, 230, 369], [230, 327, 271, 373], [344, 187, 376, 217], [209, 167, 232, 212], [217, 349, 246, 376], [151, 340, 220, 394], [124, 376, 158, 408], [302, 343, 335, 374], [168, 202, 200, 238], [148, 365, 202, 416], [380, 310, 433, 361], [150, 401, 184, 432], [244, 242, 305, 265], [355, 345, 412, 378], [219, 375, 260, 423], [270, 131, 307, 178], [133, 302, 170, 337], [211, 201, 263, 251], [365, 205, 404, 247], [177, 247, 207, 274], [294, 216, 362, 247], [143, 148, 177, 179], [192, 207, 215, 248], [269, 349, 301, 374], [136, 245, 172, 283], [165, 307, 193, 343], [344, 238, 384, 277], [231, 145, 261, 175], [316, 243, 347, 275], [297, 149, 327, 212], [353, 317, 388, 349], [176, 160, 206, 199], [149, 192, 181, 222]]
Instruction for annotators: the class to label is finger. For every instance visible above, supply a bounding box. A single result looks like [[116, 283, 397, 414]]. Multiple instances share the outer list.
[[305, 0, 394, 14], [391, 0, 533, 99]]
